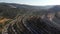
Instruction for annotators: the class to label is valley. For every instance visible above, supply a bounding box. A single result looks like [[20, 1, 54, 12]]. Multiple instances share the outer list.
[[0, 3, 60, 34]]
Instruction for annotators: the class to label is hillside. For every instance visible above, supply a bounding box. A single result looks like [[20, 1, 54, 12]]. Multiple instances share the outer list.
[[0, 3, 60, 34], [5, 15, 60, 34]]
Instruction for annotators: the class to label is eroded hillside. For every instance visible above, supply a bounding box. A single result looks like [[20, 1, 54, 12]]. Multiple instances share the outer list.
[[2, 15, 60, 34], [0, 3, 60, 34]]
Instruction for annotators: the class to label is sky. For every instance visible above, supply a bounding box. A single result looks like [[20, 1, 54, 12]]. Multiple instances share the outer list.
[[0, 0, 60, 6]]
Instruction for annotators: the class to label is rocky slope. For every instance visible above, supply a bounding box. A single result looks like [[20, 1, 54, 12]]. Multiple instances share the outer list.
[[0, 3, 60, 34], [3, 15, 60, 34]]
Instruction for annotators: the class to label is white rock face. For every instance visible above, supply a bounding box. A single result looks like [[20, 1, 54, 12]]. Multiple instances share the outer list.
[[47, 13, 55, 21], [9, 5, 16, 8]]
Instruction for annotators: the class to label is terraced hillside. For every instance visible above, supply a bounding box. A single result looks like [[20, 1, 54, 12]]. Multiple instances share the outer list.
[[0, 3, 60, 34], [2, 15, 60, 34]]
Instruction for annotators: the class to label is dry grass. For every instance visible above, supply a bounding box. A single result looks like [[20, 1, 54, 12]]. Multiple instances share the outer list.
[[0, 18, 10, 24], [0, 17, 12, 32]]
